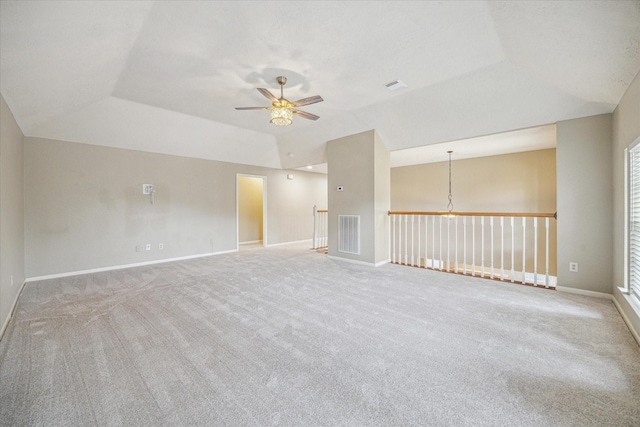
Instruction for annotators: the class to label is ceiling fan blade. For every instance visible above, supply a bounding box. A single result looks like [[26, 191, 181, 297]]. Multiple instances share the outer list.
[[292, 110, 320, 121], [291, 95, 323, 107], [235, 107, 270, 110], [257, 88, 278, 102]]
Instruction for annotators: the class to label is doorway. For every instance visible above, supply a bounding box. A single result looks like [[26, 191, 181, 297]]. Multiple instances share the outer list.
[[237, 174, 267, 249]]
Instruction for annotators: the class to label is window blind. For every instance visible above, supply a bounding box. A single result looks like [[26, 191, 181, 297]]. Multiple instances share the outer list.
[[629, 147, 640, 300]]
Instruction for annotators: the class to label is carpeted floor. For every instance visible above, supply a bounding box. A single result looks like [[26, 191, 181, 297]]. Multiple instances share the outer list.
[[1, 243, 639, 426]]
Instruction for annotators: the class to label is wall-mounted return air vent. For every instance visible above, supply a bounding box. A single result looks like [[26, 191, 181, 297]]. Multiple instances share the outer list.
[[384, 79, 407, 91], [338, 215, 360, 255]]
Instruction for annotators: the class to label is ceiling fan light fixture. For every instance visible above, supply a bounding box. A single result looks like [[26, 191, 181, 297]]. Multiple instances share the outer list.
[[270, 107, 293, 126], [236, 75, 322, 125]]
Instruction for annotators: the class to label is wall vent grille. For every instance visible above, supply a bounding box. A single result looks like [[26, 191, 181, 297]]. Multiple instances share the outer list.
[[338, 215, 360, 255]]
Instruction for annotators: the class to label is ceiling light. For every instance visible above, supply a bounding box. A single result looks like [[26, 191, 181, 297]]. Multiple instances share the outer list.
[[270, 106, 293, 126], [306, 165, 313, 169]]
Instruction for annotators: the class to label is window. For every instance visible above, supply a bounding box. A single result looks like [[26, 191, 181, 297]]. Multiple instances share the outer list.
[[628, 142, 640, 301]]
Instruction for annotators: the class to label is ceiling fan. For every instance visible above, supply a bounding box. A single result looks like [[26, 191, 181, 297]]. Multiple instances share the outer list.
[[235, 76, 323, 126]]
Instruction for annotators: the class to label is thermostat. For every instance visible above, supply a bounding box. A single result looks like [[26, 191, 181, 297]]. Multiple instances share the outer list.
[[337, 186, 344, 192]]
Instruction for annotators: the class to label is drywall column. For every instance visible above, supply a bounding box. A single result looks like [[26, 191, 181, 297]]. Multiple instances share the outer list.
[[327, 130, 390, 265], [556, 113, 613, 294], [1, 94, 25, 334]]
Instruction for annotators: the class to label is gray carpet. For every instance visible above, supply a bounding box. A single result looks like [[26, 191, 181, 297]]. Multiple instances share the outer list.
[[1, 243, 639, 426]]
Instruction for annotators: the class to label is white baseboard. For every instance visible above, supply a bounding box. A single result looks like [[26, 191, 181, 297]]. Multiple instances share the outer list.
[[375, 259, 390, 267], [0, 279, 27, 341], [25, 249, 238, 282], [613, 291, 640, 347], [556, 286, 613, 299], [328, 255, 378, 267], [266, 239, 312, 248]]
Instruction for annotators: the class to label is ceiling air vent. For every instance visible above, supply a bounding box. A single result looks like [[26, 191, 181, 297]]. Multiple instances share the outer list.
[[384, 79, 407, 91]]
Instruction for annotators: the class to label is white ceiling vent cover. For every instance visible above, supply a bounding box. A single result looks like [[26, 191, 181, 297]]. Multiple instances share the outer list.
[[338, 215, 360, 255], [384, 79, 407, 91]]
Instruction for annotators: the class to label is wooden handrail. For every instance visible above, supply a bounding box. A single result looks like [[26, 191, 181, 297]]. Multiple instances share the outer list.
[[317, 209, 328, 213], [389, 211, 557, 219]]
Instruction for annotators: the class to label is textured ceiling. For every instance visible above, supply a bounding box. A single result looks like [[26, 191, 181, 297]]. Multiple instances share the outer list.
[[1, 1, 639, 169]]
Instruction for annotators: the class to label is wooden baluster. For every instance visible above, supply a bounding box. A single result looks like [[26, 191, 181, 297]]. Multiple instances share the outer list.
[[472, 216, 476, 276], [533, 217, 538, 286], [398, 215, 402, 265], [404, 215, 409, 265], [411, 215, 416, 266], [510, 217, 515, 283], [545, 217, 550, 288], [522, 217, 526, 284], [425, 215, 429, 268], [454, 216, 459, 273], [500, 216, 504, 281], [432, 215, 436, 269], [481, 216, 485, 277], [463, 216, 467, 274], [439, 216, 443, 271], [446, 215, 451, 272], [417, 215, 421, 268], [490, 217, 495, 279]]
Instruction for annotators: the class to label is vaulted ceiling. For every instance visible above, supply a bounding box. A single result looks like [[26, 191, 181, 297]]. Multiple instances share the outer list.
[[1, 1, 638, 170]]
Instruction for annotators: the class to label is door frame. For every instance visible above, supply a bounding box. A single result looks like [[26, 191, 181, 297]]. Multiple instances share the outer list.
[[236, 174, 267, 249]]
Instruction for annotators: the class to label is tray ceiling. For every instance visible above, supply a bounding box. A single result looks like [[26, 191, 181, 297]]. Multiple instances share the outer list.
[[1, 1, 638, 169]]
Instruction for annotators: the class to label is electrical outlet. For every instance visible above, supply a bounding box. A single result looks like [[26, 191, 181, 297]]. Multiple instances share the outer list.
[[135, 245, 140, 252], [159, 243, 164, 250], [569, 262, 578, 273], [146, 244, 151, 251]]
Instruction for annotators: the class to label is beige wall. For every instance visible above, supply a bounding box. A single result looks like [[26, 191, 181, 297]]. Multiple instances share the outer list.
[[238, 176, 264, 243], [327, 130, 389, 265], [557, 114, 613, 294], [613, 70, 640, 336], [392, 149, 557, 213], [0, 94, 25, 333], [24, 137, 327, 278]]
